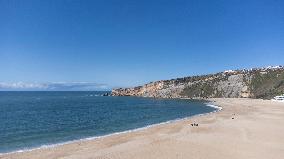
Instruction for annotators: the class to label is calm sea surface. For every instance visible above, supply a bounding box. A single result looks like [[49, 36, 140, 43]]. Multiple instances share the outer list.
[[0, 91, 216, 153]]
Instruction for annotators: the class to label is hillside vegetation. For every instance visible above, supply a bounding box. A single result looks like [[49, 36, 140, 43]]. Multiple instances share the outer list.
[[112, 66, 284, 99]]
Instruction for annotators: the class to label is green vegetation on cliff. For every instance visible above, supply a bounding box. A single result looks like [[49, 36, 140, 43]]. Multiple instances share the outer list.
[[250, 69, 284, 99], [112, 66, 284, 99]]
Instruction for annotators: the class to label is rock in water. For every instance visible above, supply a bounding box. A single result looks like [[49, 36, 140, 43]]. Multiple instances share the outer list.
[[102, 93, 110, 96]]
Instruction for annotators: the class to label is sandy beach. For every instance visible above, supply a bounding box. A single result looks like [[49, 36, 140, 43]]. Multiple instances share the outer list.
[[1, 98, 284, 159]]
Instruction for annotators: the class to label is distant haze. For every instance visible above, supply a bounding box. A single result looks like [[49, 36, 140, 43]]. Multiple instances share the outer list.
[[0, 82, 109, 91]]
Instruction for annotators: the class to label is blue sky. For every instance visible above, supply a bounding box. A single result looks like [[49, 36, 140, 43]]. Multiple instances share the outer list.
[[1, 0, 284, 90]]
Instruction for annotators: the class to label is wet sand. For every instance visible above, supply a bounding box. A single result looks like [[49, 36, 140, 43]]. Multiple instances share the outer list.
[[1, 98, 284, 159]]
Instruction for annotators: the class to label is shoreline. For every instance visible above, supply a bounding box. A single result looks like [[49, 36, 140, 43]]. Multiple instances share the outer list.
[[0, 101, 221, 156], [2, 98, 284, 159]]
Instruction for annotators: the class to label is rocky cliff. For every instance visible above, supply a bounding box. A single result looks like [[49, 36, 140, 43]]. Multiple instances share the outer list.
[[111, 66, 284, 99]]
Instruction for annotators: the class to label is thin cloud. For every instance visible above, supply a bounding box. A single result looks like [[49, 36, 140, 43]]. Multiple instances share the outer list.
[[0, 82, 110, 91]]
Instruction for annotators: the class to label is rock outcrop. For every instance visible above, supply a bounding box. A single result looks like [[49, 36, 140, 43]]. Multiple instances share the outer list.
[[111, 66, 284, 99]]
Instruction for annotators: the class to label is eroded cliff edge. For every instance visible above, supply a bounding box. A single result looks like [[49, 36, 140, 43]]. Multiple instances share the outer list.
[[111, 66, 284, 99]]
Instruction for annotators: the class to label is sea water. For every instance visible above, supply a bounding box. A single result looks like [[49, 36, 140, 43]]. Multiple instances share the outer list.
[[0, 91, 217, 154]]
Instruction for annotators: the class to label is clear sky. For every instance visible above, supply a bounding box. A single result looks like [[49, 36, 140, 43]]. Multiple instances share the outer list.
[[1, 0, 284, 90]]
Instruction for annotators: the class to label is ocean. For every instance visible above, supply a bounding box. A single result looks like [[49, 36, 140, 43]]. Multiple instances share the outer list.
[[0, 91, 217, 154]]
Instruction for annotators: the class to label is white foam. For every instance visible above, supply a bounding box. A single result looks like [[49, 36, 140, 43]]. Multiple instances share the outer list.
[[205, 103, 222, 110], [0, 102, 222, 156]]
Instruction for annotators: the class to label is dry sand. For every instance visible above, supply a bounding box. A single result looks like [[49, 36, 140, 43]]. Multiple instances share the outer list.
[[1, 98, 284, 159]]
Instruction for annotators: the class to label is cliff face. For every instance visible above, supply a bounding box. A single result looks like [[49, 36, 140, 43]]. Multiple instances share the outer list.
[[111, 66, 284, 99]]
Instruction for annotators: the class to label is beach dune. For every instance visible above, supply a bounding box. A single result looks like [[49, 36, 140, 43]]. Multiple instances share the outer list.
[[1, 98, 284, 159]]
